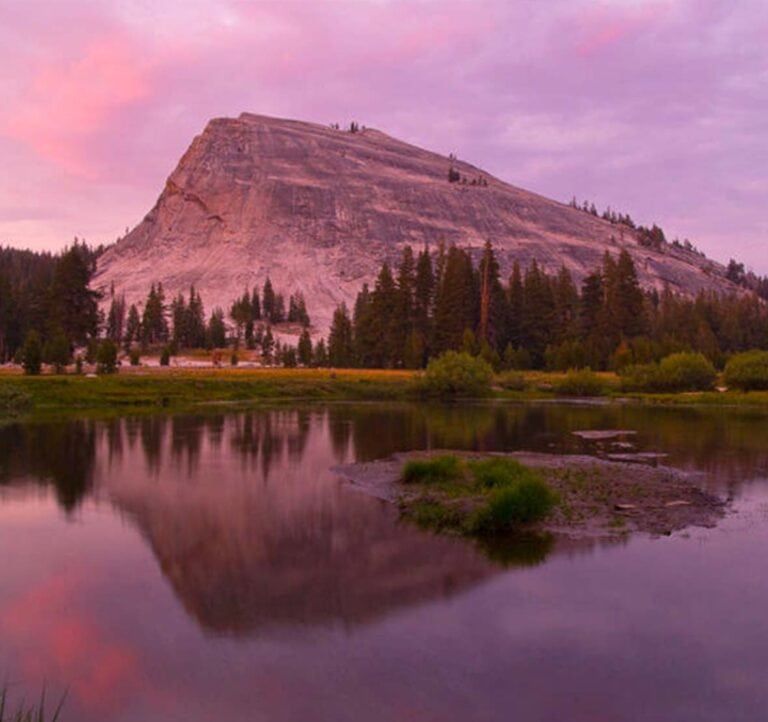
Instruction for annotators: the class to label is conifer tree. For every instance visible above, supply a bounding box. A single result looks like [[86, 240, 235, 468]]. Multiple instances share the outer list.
[[298, 329, 313, 366], [313, 338, 329, 367], [507, 261, 524, 349], [125, 304, 141, 352], [413, 246, 434, 362], [520, 260, 555, 366], [187, 286, 207, 348], [353, 284, 376, 367], [262, 278, 276, 322], [614, 249, 647, 339], [207, 308, 227, 348], [477, 241, 508, 352], [370, 262, 400, 367], [432, 245, 475, 354], [328, 303, 354, 367], [106, 294, 126, 345], [47, 242, 100, 347]]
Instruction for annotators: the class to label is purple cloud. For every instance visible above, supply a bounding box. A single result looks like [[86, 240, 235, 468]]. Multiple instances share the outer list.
[[0, 0, 765, 270]]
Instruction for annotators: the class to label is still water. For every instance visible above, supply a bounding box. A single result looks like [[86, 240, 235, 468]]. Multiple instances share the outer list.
[[1, 402, 768, 721]]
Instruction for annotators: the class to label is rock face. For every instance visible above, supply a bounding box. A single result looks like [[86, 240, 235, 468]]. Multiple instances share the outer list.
[[95, 112, 736, 332]]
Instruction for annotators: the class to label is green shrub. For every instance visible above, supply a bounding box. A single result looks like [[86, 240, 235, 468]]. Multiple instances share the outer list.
[[469, 477, 558, 533], [422, 351, 493, 397], [657, 352, 716, 392], [496, 370, 527, 391], [554, 368, 606, 396], [468, 457, 541, 489], [160, 347, 171, 366], [402, 455, 463, 484], [129, 348, 141, 366], [230, 351, 239, 366], [619, 362, 661, 392], [96, 339, 119, 374], [724, 350, 768, 391], [620, 353, 716, 392]]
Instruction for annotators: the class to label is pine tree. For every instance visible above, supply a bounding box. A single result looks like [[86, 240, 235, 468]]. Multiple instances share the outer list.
[[353, 284, 376, 367], [328, 303, 354, 367], [141, 283, 169, 347], [413, 246, 434, 363], [432, 245, 475, 354], [125, 304, 141, 352], [370, 262, 400, 367], [520, 260, 555, 366], [507, 261, 524, 349], [552, 266, 579, 344], [47, 242, 101, 347], [313, 338, 329, 367], [187, 286, 207, 348], [614, 249, 647, 339], [477, 241, 508, 352], [262, 278, 276, 322], [395, 246, 416, 363], [298, 329, 313, 366], [106, 294, 126, 345], [207, 308, 227, 348]]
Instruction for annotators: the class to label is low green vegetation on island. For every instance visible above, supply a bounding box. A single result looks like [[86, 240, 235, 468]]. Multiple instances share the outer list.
[[400, 455, 559, 536]]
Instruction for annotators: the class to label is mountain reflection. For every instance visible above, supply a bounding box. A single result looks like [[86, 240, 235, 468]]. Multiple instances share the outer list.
[[3, 402, 768, 636], [102, 410, 498, 634]]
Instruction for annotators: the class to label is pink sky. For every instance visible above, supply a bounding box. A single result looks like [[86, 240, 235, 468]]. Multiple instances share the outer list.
[[1, 0, 766, 270]]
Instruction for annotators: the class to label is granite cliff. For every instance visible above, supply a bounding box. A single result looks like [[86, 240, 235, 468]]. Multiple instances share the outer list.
[[95, 113, 736, 332]]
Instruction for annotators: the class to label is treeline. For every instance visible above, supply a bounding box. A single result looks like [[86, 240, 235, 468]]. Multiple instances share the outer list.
[[321, 242, 768, 371], [568, 198, 704, 255], [0, 242, 103, 363], [105, 278, 311, 358]]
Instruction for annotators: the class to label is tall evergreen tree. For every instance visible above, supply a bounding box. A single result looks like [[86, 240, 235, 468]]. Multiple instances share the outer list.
[[328, 303, 354, 367], [47, 242, 100, 347], [432, 245, 475, 354]]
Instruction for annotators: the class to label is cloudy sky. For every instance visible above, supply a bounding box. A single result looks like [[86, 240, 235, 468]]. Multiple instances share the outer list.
[[1, 0, 766, 270]]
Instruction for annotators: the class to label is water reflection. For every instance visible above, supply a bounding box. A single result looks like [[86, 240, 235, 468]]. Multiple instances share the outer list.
[[3, 403, 768, 722]]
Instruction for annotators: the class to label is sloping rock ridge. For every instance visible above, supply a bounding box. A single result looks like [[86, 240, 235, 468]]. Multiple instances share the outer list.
[[94, 112, 737, 332]]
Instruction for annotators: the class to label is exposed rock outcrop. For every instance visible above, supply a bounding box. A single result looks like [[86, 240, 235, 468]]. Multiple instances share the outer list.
[[95, 113, 737, 331]]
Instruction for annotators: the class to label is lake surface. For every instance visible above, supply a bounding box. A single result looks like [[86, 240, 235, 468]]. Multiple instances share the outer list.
[[2, 401, 768, 721]]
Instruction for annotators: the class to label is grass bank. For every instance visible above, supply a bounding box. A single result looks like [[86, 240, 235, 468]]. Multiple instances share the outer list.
[[0, 367, 417, 415], [3, 367, 768, 420]]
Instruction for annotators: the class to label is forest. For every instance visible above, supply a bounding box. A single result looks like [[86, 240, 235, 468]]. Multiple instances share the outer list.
[[2, 239, 768, 373]]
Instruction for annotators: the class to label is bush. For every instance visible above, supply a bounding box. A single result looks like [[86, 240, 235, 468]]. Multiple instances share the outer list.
[[402, 455, 463, 484], [554, 368, 606, 396], [496, 370, 527, 391], [96, 339, 118, 374], [619, 363, 660, 392], [129, 348, 141, 366], [620, 352, 716, 393], [657, 352, 716, 391], [160, 347, 171, 366], [724, 350, 768, 391], [469, 476, 558, 533], [468, 457, 542, 489], [230, 351, 239, 366], [422, 351, 493, 397]]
